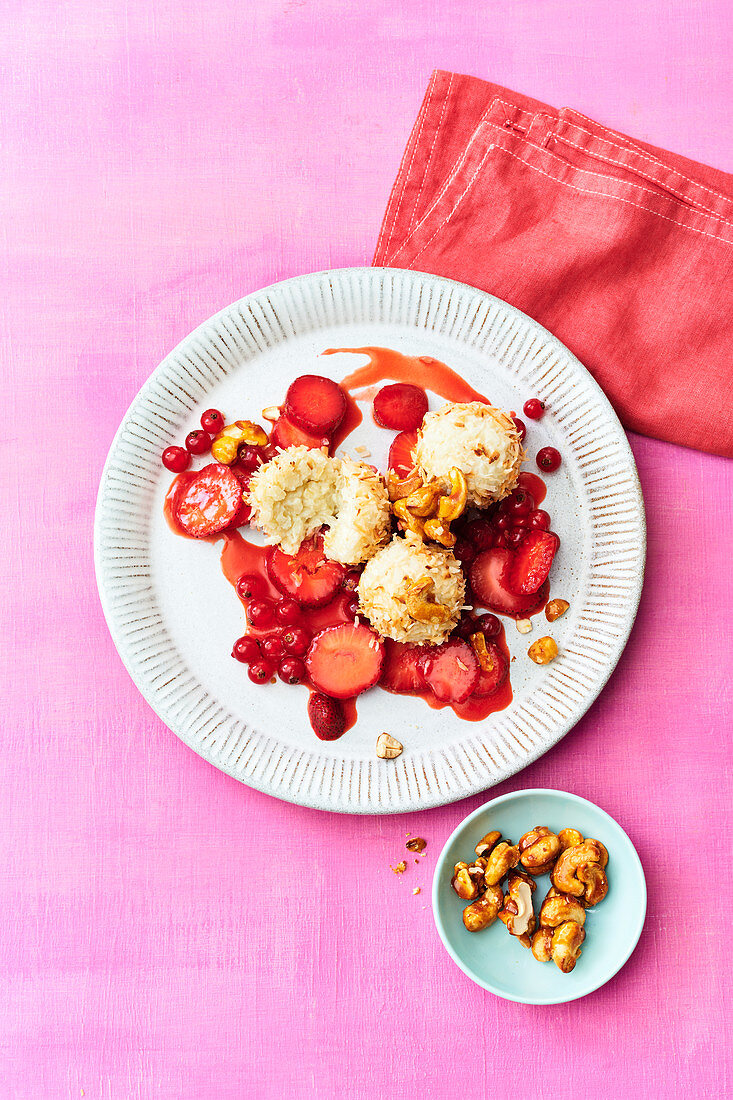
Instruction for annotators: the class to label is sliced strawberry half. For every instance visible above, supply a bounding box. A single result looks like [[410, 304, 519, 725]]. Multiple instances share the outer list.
[[306, 622, 385, 699], [388, 430, 418, 477], [269, 414, 330, 452], [308, 693, 347, 740], [175, 463, 244, 538], [472, 640, 509, 697], [284, 375, 347, 436], [421, 639, 480, 704], [373, 383, 428, 432], [267, 534, 345, 607], [379, 639, 426, 694], [506, 530, 559, 595], [469, 547, 550, 617]]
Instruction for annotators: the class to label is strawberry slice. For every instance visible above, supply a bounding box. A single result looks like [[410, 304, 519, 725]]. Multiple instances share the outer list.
[[469, 548, 550, 617], [421, 639, 480, 704], [284, 375, 347, 436], [388, 430, 418, 477], [373, 383, 428, 432], [269, 414, 330, 452], [175, 463, 244, 538], [267, 534, 345, 607], [308, 693, 347, 740], [472, 640, 509, 697], [306, 622, 385, 699], [506, 531, 560, 595], [379, 639, 426, 694]]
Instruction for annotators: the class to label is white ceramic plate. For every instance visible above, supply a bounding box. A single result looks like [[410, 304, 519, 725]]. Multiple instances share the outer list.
[[94, 268, 645, 814]]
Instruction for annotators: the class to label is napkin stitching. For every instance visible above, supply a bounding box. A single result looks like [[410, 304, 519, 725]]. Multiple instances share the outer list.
[[377, 71, 437, 262], [493, 149, 733, 248], [567, 111, 733, 206], [548, 131, 733, 221], [408, 72, 454, 233], [404, 146, 495, 268], [406, 145, 733, 269]]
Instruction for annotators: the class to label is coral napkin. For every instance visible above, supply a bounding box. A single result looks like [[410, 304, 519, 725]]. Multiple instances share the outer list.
[[374, 71, 733, 457]]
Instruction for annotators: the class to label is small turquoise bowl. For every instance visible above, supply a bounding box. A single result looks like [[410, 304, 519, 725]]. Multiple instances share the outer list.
[[432, 789, 646, 1004]]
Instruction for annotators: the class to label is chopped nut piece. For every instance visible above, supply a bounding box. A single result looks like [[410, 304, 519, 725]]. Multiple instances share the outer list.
[[406, 837, 427, 853], [405, 577, 451, 623], [376, 732, 403, 759], [261, 406, 280, 422], [545, 599, 570, 622], [516, 618, 532, 634], [211, 420, 268, 463], [469, 632, 494, 672], [528, 636, 559, 664], [392, 861, 407, 874], [412, 887, 421, 895]]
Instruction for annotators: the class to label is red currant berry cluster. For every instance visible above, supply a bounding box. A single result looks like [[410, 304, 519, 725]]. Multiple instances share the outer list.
[[231, 575, 313, 687], [161, 408, 225, 472]]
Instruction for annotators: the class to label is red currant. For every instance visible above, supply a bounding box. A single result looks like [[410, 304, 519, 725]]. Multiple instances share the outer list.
[[281, 626, 310, 656], [529, 509, 551, 530], [456, 616, 478, 640], [162, 446, 190, 473], [248, 660, 274, 684], [508, 488, 535, 518], [512, 416, 527, 442], [247, 599, 275, 629], [463, 518, 494, 550], [232, 636, 260, 664], [342, 570, 361, 593], [274, 598, 301, 626], [341, 594, 359, 620], [536, 446, 562, 473], [496, 515, 511, 531], [453, 538, 476, 566], [185, 430, 211, 455], [235, 444, 262, 472], [278, 656, 306, 685], [260, 634, 285, 661], [201, 408, 224, 433], [475, 613, 501, 639], [504, 526, 527, 548], [236, 573, 265, 601], [523, 398, 545, 420]]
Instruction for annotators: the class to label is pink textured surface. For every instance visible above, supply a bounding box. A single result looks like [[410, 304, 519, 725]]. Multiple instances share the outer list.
[[1, 2, 731, 1098]]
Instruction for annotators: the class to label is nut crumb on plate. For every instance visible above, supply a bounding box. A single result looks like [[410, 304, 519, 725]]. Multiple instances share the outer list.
[[406, 837, 427, 852], [376, 732, 403, 759], [528, 636, 559, 664], [545, 598, 570, 622], [516, 618, 532, 634]]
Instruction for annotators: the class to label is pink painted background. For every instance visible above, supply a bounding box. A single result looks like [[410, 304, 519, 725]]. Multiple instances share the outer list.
[[2, 2, 731, 1097]]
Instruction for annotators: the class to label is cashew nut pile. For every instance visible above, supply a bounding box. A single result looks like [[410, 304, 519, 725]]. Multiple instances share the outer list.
[[388, 466, 468, 548], [450, 825, 609, 974]]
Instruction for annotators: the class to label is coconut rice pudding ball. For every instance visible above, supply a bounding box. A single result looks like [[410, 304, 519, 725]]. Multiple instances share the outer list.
[[413, 402, 524, 507], [247, 446, 391, 564], [357, 532, 466, 645]]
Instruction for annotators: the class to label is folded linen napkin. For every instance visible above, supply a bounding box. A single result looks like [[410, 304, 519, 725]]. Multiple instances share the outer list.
[[374, 71, 733, 457]]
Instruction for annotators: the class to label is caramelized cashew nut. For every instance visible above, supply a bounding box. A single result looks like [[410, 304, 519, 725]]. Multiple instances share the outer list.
[[450, 859, 487, 901], [405, 576, 451, 623], [557, 828, 584, 852], [551, 839, 608, 902], [387, 471, 423, 502], [531, 927, 554, 962], [403, 484, 441, 517], [211, 420, 268, 464], [484, 841, 520, 885], [437, 467, 468, 522], [393, 498, 426, 539], [463, 885, 504, 932], [498, 872, 537, 947], [539, 891, 586, 928], [474, 831, 502, 859], [551, 921, 585, 973], [518, 825, 561, 875]]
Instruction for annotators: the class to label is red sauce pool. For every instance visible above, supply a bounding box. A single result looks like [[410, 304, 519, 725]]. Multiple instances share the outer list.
[[325, 346, 490, 406]]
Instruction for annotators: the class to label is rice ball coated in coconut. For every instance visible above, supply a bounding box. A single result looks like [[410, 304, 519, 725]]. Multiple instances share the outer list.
[[357, 532, 466, 645], [248, 447, 390, 564], [323, 456, 392, 566], [413, 402, 524, 507]]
